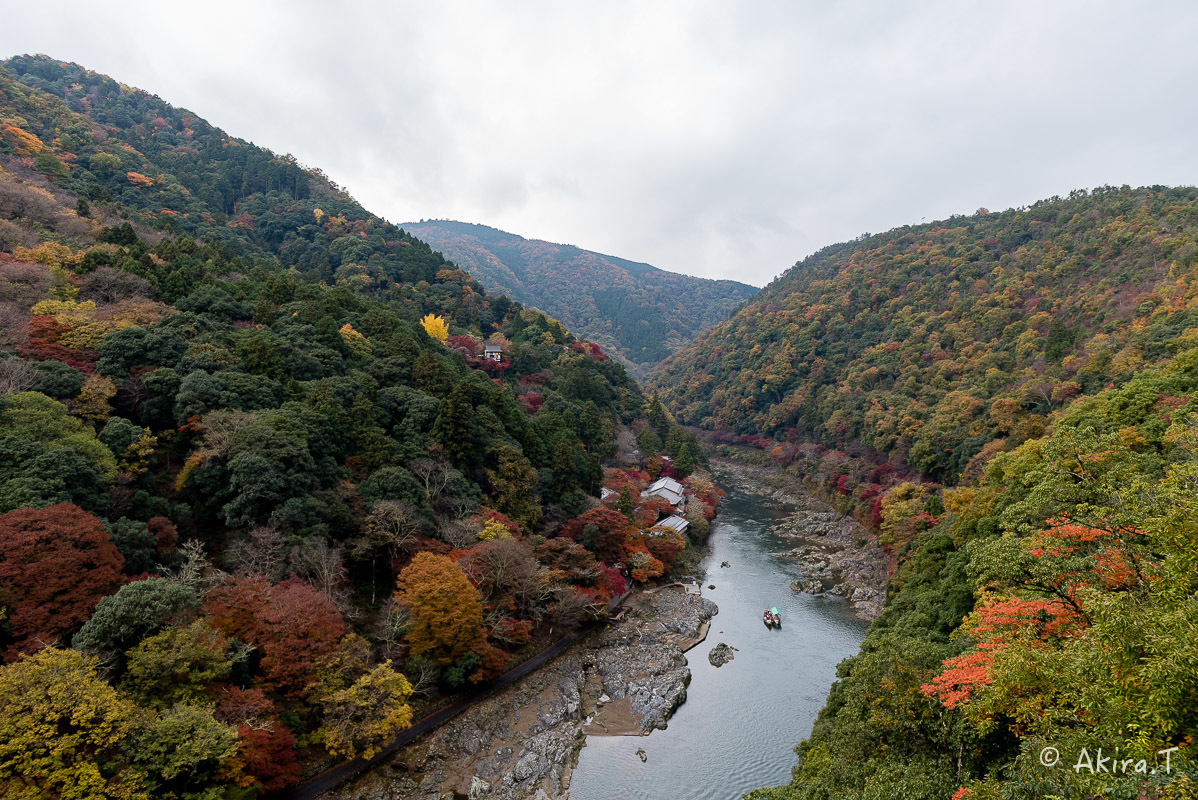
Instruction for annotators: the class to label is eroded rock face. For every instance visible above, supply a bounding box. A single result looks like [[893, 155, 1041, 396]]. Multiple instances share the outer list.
[[584, 590, 717, 735], [323, 588, 718, 800]]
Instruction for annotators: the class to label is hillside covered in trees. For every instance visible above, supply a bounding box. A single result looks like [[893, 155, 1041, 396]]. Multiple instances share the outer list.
[[649, 190, 1198, 798], [404, 220, 757, 377], [0, 55, 715, 798]]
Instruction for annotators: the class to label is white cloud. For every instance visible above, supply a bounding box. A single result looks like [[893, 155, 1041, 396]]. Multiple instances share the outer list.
[[3, 0, 1197, 286]]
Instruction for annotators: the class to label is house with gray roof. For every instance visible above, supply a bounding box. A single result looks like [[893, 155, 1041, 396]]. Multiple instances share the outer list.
[[641, 476, 686, 510]]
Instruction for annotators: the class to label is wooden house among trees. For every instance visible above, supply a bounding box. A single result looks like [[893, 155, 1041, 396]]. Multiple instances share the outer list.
[[641, 476, 686, 511], [656, 514, 689, 535]]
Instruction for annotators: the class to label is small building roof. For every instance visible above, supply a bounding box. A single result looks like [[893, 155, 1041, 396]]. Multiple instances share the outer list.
[[484, 344, 504, 352], [600, 487, 617, 501], [641, 486, 684, 507], [648, 476, 684, 495], [656, 515, 689, 534]]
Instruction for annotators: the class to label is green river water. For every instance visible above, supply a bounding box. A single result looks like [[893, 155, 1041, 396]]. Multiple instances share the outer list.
[[568, 486, 869, 800]]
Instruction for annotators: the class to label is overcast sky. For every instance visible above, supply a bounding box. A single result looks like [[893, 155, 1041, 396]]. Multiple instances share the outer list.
[[4, 1, 1198, 286]]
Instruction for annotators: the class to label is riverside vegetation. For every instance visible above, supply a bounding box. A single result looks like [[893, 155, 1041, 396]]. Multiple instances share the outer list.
[[652, 188, 1198, 799], [0, 55, 717, 799], [3, 50, 1198, 800]]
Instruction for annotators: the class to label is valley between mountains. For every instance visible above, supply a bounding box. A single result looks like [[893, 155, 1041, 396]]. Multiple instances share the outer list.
[[1, 52, 1197, 800]]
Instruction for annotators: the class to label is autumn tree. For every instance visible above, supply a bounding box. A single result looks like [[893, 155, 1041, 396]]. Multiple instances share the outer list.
[[204, 575, 347, 696], [458, 537, 542, 616], [213, 687, 301, 792], [562, 506, 632, 565], [645, 527, 687, 569], [395, 552, 486, 667], [0, 647, 148, 799], [338, 323, 373, 358], [0, 503, 125, 660], [535, 537, 602, 585], [420, 313, 449, 344], [318, 660, 413, 760]]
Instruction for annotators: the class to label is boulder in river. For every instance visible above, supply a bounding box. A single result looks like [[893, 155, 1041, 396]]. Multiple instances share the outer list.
[[708, 642, 736, 667]]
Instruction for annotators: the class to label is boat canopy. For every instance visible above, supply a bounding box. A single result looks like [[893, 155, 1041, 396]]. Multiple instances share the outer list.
[[770, 607, 780, 615]]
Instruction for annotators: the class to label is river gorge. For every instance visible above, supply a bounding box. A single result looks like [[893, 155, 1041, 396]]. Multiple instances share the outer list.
[[568, 477, 869, 800], [325, 465, 875, 800]]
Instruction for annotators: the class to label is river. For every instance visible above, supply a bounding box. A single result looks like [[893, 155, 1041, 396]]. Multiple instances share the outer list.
[[567, 486, 869, 800]]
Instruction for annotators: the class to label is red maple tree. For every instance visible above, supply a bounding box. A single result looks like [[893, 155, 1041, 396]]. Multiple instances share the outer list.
[[0, 503, 125, 660]]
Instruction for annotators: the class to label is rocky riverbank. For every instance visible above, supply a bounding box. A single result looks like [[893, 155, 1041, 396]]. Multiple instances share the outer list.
[[321, 587, 716, 800], [710, 456, 887, 620]]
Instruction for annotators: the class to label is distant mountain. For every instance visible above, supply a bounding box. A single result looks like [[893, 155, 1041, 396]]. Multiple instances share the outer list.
[[403, 220, 757, 376]]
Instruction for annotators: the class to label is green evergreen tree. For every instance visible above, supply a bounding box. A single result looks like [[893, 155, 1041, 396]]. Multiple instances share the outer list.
[[433, 383, 476, 473], [647, 395, 670, 441], [617, 486, 635, 521], [551, 438, 580, 496]]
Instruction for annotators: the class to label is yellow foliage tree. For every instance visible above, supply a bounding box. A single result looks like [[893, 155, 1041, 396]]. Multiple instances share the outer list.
[[29, 298, 166, 349], [477, 519, 513, 541], [319, 660, 413, 760], [73, 374, 117, 429], [420, 313, 449, 344], [879, 481, 937, 548], [0, 647, 149, 799], [14, 242, 81, 271], [119, 428, 159, 478], [338, 323, 373, 358]]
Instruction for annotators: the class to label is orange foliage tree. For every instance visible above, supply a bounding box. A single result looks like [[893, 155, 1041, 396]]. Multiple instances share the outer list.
[[395, 552, 486, 667], [921, 593, 1083, 710]]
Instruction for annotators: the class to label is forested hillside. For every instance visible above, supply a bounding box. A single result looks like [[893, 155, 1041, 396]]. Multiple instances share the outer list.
[[404, 220, 757, 376], [0, 55, 712, 798], [654, 187, 1198, 481], [653, 191, 1198, 799]]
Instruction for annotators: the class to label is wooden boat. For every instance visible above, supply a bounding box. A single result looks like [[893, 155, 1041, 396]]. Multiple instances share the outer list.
[[771, 607, 781, 627], [763, 607, 782, 628]]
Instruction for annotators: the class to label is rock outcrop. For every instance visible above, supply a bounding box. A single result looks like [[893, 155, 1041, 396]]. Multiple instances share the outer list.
[[323, 587, 717, 800], [582, 589, 716, 735], [707, 642, 736, 667]]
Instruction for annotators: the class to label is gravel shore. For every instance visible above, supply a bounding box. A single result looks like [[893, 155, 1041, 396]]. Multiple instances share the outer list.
[[322, 587, 717, 800]]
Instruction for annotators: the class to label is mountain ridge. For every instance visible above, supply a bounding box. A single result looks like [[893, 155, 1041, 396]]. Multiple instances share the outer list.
[[403, 219, 757, 377]]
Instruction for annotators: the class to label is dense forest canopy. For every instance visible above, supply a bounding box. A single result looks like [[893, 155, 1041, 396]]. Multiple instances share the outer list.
[[404, 219, 757, 376], [652, 190, 1198, 798], [653, 187, 1198, 482], [0, 54, 714, 798]]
